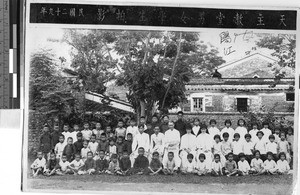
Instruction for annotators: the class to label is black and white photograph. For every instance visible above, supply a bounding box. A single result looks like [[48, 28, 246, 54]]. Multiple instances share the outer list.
[[22, 0, 299, 194]]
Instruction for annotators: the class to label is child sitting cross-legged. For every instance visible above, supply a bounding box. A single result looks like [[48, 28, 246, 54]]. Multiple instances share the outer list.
[[148, 151, 163, 176], [237, 153, 250, 176], [223, 152, 238, 177], [95, 150, 109, 174], [68, 153, 85, 175], [211, 154, 223, 176], [181, 153, 197, 174], [132, 147, 149, 175], [44, 153, 59, 176], [249, 150, 264, 175], [262, 152, 278, 175], [195, 153, 210, 176], [106, 154, 121, 175], [30, 151, 46, 177], [81, 151, 96, 175], [119, 150, 132, 176], [163, 151, 179, 175], [56, 154, 72, 175], [277, 152, 291, 175]]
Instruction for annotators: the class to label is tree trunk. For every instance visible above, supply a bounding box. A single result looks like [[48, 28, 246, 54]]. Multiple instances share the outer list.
[[140, 100, 146, 117], [161, 32, 182, 110]]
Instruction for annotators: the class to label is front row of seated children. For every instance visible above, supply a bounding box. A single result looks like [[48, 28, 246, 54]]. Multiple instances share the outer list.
[[31, 145, 291, 177]]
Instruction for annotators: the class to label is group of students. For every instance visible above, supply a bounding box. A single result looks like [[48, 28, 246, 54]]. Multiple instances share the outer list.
[[31, 112, 294, 177]]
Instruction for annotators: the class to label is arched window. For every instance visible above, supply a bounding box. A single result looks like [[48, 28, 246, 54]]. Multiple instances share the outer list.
[[253, 74, 260, 78]]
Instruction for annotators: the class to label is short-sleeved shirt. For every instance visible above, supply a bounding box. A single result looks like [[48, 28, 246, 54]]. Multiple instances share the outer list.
[[31, 158, 46, 169], [69, 159, 85, 169], [278, 140, 289, 153], [84, 158, 96, 170], [150, 158, 162, 171], [163, 159, 176, 170], [266, 142, 278, 154], [55, 142, 66, 158], [277, 159, 290, 172], [81, 130, 92, 141], [59, 160, 70, 172], [81, 147, 90, 160], [232, 140, 244, 155], [211, 161, 222, 172], [243, 141, 254, 155], [263, 160, 277, 170], [196, 160, 209, 171], [250, 158, 263, 170], [221, 141, 232, 155], [238, 160, 250, 172], [108, 161, 120, 172], [88, 141, 99, 155], [254, 139, 266, 154], [225, 160, 237, 172]]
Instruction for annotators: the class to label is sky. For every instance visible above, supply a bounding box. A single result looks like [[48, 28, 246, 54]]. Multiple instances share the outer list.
[[26, 27, 286, 70]]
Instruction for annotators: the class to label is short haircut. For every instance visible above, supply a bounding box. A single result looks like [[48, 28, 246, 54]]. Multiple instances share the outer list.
[[98, 150, 105, 154], [59, 134, 65, 139], [200, 124, 207, 130], [224, 119, 232, 126], [185, 123, 193, 130], [91, 134, 96, 138], [62, 154, 67, 157], [123, 150, 129, 154], [238, 153, 245, 158], [83, 140, 89, 144], [278, 152, 286, 158], [177, 111, 184, 115], [76, 132, 83, 137], [256, 131, 264, 136], [209, 119, 217, 125], [83, 121, 89, 125], [266, 151, 273, 156], [227, 152, 234, 157], [111, 154, 118, 159], [130, 118, 136, 122], [262, 121, 269, 126], [106, 125, 111, 129], [100, 133, 106, 137], [63, 123, 69, 127], [194, 118, 200, 122], [138, 124, 145, 129], [67, 137, 73, 141], [269, 134, 275, 140], [280, 131, 286, 136], [127, 133, 133, 137], [117, 136, 124, 140], [199, 153, 206, 159], [222, 132, 229, 138], [234, 133, 240, 138], [237, 119, 246, 126], [213, 134, 221, 140], [163, 115, 169, 119], [214, 154, 220, 159], [152, 115, 158, 119], [87, 151, 93, 156], [187, 153, 194, 159], [140, 116, 145, 119], [152, 151, 159, 156], [252, 122, 258, 127], [253, 150, 260, 156], [109, 138, 115, 142], [168, 151, 174, 156], [244, 134, 251, 139], [118, 119, 124, 123], [37, 151, 43, 154]]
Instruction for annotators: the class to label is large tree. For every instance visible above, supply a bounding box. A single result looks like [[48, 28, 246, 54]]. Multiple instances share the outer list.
[[256, 34, 295, 78], [114, 31, 225, 119], [62, 29, 118, 94], [29, 49, 76, 119]]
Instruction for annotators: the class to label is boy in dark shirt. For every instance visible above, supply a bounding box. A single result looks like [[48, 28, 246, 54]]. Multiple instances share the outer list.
[[44, 152, 59, 176], [132, 147, 149, 175], [144, 123, 154, 137], [51, 123, 61, 150], [62, 137, 76, 162], [116, 136, 125, 154], [148, 151, 162, 175], [83, 151, 96, 175], [96, 150, 109, 174], [123, 133, 133, 155], [119, 150, 131, 175], [97, 133, 109, 154], [74, 132, 84, 154], [40, 125, 52, 160]]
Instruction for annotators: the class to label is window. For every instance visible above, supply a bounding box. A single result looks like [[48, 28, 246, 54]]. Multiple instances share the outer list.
[[193, 98, 204, 112], [236, 98, 248, 112], [286, 93, 295, 101]]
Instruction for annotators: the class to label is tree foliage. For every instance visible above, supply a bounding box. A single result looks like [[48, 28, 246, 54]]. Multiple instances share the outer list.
[[29, 49, 76, 118], [62, 29, 117, 94], [256, 34, 295, 78]]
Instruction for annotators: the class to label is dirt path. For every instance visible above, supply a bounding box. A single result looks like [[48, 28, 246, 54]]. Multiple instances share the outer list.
[[26, 179, 294, 194]]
